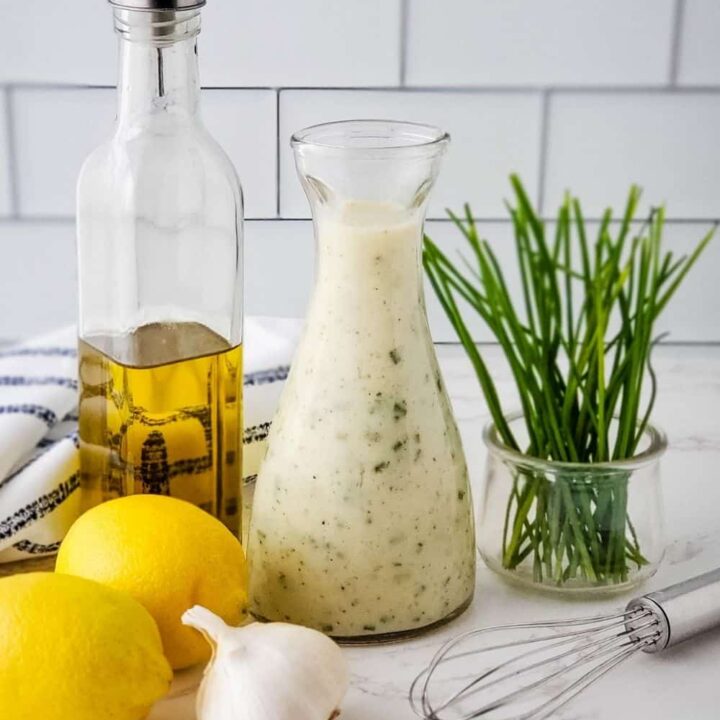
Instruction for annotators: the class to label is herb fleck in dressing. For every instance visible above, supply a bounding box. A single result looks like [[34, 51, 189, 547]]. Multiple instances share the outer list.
[[248, 202, 475, 638]]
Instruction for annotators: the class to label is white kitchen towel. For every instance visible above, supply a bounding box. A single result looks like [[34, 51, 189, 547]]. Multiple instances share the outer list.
[[0, 317, 301, 564]]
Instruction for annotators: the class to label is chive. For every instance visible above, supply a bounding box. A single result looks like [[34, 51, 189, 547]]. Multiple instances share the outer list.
[[424, 176, 714, 585]]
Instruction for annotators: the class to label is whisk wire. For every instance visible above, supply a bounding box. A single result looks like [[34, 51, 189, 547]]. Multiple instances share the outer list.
[[527, 631, 660, 720], [410, 610, 661, 720], [443, 618, 657, 718], [460, 635, 639, 720], [434, 613, 647, 713], [410, 610, 632, 717]]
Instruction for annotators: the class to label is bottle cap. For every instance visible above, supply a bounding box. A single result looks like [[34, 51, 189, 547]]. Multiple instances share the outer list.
[[108, 0, 205, 10]]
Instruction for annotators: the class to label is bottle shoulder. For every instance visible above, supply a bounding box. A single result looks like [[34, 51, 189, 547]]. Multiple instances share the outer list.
[[77, 122, 243, 200]]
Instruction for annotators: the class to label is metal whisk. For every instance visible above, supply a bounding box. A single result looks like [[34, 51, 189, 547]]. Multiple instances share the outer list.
[[410, 568, 720, 720]]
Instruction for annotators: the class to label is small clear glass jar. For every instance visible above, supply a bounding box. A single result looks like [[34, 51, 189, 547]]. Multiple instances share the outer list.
[[477, 413, 666, 595]]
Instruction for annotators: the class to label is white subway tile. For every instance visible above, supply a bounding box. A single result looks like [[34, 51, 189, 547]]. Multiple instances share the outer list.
[[14, 88, 276, 219], [0, 91, 11, 217], [14, 89, 115, 218], [201, 90, 277, 218], [201, 0, 401, 87], [0, 222, 77, 339], [406, 0, 676, 88], [245, 221, 314, 318], [279, 90, 543, 219], [655, 222, 720, 342], [0, 0, 115, 84], [677, 0, 720, 86], [543, 92, 720, 219]]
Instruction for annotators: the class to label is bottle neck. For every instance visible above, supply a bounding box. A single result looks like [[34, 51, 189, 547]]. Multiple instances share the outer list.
[[114, 9, 201, 129]]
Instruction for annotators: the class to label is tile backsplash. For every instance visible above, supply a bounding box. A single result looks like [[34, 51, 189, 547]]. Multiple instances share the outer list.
[[677, 0, 720, 85], [543, 92, 720, 219], [1, 0, 718, 341]]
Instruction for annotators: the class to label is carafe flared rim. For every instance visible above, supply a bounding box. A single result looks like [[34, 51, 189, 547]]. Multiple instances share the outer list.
[[291, 119, 450, 154]]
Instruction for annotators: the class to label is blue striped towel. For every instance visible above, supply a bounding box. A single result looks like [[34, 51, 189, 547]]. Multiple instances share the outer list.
[[0, 317, 301, 564]]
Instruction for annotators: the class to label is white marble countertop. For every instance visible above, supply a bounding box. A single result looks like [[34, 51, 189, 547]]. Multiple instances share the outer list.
[[152, 344, 720, 720]]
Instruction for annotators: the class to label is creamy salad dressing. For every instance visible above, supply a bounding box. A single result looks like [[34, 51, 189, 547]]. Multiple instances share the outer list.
[[248, 202, 475, 638]]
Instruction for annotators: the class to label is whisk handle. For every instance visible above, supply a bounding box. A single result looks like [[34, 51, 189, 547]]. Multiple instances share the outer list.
[[628, 567, 720, 653]]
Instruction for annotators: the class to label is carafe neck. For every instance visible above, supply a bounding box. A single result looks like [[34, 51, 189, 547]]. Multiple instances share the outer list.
[[114, 9, 201, 129], [313, 206, 425, 318]]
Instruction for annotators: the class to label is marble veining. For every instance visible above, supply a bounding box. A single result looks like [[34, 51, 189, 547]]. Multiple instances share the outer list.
[[151, 344, 720, 720]]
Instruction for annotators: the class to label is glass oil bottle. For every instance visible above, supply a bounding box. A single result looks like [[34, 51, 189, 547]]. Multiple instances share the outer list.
[[76, 0, 244, 535]]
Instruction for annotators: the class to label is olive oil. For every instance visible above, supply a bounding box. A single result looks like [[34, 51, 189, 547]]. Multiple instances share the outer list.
[[79, 322, 242, 536]]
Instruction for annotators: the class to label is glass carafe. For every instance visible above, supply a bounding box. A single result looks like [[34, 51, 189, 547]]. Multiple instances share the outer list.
[[248, 120, 475, 641], [76, 1, 243, 536]]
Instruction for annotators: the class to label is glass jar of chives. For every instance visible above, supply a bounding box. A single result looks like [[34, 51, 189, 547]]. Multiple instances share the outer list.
[[477, 412, 666, 595]]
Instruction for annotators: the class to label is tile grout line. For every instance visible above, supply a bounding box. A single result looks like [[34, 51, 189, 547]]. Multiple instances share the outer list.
[[668, 0, 686, 86], [536, 89, 551, 213], [3, 216, 718, 225], [3, 86, 20, 219], [3, 82, 720, 94], [399, 0, 409, 87], [275, 89, 281, 218]]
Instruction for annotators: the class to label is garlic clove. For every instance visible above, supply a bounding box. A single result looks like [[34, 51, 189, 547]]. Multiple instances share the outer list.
[[183, 606, 349, 720]]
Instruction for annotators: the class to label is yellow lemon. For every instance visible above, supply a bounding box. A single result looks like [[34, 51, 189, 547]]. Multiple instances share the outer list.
[[56, 495, 247, 670], [0, 572, 171, 720]]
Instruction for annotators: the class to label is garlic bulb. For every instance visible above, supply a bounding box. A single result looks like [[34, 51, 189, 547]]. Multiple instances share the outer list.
[[182, 606, 349, 720]]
